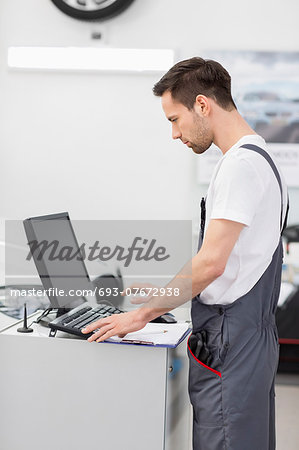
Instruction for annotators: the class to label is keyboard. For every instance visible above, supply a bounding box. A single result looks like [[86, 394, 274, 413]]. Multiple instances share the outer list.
[[49, 303, 124, 338]]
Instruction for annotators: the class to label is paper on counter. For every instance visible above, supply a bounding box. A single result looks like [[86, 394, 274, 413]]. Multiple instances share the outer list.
[[107, 321, 191, 346]]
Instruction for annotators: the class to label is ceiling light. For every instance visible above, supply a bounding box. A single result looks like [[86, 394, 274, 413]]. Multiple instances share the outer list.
[[8, 46, 175, 73]]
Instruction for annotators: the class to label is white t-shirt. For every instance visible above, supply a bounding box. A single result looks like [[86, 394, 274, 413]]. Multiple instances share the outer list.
[[200, 134, 288, 305]]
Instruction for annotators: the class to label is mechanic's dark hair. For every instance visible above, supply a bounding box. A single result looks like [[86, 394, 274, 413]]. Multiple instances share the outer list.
[[153, 57, 237, 111]]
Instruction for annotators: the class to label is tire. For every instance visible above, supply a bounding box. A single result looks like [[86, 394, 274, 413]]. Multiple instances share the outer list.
[[51, 0, 136, 21]]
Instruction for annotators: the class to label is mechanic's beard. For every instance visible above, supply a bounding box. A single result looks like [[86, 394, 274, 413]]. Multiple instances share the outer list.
[[191, 140, 213, 154], [190, 115, 213, 154]]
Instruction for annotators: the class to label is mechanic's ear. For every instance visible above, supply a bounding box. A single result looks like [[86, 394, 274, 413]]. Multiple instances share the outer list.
[[195, 94, 210, 116]]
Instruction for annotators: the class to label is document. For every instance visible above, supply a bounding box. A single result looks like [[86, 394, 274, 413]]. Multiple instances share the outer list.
[[107, 321, 191, 347]]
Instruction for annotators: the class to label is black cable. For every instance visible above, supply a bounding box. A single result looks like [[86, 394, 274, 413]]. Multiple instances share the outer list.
[[27, 308, 57, 328]]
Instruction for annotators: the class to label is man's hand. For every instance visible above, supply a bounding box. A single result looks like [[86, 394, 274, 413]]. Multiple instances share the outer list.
[[81, 309, 148, 343]]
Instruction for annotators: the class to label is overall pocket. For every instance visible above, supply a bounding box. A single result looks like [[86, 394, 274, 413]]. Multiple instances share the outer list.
[[187, 332, 222, 377], [187, 333, 224, 427]]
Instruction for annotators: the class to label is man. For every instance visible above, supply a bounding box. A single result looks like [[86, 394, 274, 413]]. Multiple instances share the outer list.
[[83, 57, 288, 449]]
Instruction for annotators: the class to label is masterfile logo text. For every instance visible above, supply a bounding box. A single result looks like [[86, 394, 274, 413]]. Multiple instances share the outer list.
[[26, 236, 170, 267]]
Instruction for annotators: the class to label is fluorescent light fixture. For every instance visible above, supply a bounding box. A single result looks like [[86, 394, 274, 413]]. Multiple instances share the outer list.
[[8, 47, 174, 72]]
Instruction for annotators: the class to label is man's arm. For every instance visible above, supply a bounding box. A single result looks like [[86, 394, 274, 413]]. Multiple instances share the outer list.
[[139, 218, 244, 320], [82, 219, 244, 342]]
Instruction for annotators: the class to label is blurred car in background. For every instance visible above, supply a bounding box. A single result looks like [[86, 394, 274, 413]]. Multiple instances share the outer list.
[[237, 91, 299, 143]]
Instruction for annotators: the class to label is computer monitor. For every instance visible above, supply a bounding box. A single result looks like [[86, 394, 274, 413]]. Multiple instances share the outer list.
[[23, 212, 93, 312]]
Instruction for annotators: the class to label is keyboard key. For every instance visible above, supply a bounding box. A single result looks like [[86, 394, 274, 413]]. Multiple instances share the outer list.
[[63, 311, 95, 327], [93, 307, 107, 313], [67, 307, 92, 320], [73, 316, 98, 329]]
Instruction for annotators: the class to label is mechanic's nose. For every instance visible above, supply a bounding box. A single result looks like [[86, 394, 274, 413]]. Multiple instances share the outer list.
[[172, 124, 181, 140]]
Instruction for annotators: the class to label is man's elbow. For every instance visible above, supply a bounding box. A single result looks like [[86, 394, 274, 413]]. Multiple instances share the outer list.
[[207, 260, 225, 280], [200, 256, 226, 281]]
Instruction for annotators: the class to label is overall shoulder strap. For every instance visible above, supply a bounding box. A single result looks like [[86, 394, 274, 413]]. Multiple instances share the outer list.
[[240, 144, 289, 234]]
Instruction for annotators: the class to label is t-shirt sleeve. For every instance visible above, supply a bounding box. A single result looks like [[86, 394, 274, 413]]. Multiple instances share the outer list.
[[210, 155, 265, 226]]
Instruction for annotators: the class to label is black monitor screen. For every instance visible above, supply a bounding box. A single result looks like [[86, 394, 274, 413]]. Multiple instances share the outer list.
[[23, 212, 92, 310]]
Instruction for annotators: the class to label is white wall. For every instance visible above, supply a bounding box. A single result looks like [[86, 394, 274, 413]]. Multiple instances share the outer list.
[[0, 0, 299, 222]]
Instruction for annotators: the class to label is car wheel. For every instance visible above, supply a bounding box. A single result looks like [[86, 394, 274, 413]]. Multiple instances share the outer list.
[[51, 0, 136, 21]]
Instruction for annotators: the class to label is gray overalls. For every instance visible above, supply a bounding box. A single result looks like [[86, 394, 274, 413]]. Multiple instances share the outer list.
[[188, 144, 288, 450]]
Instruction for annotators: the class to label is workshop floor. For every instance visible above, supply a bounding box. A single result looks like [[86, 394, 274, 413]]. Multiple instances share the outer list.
[[276, 373, 299, 450]]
